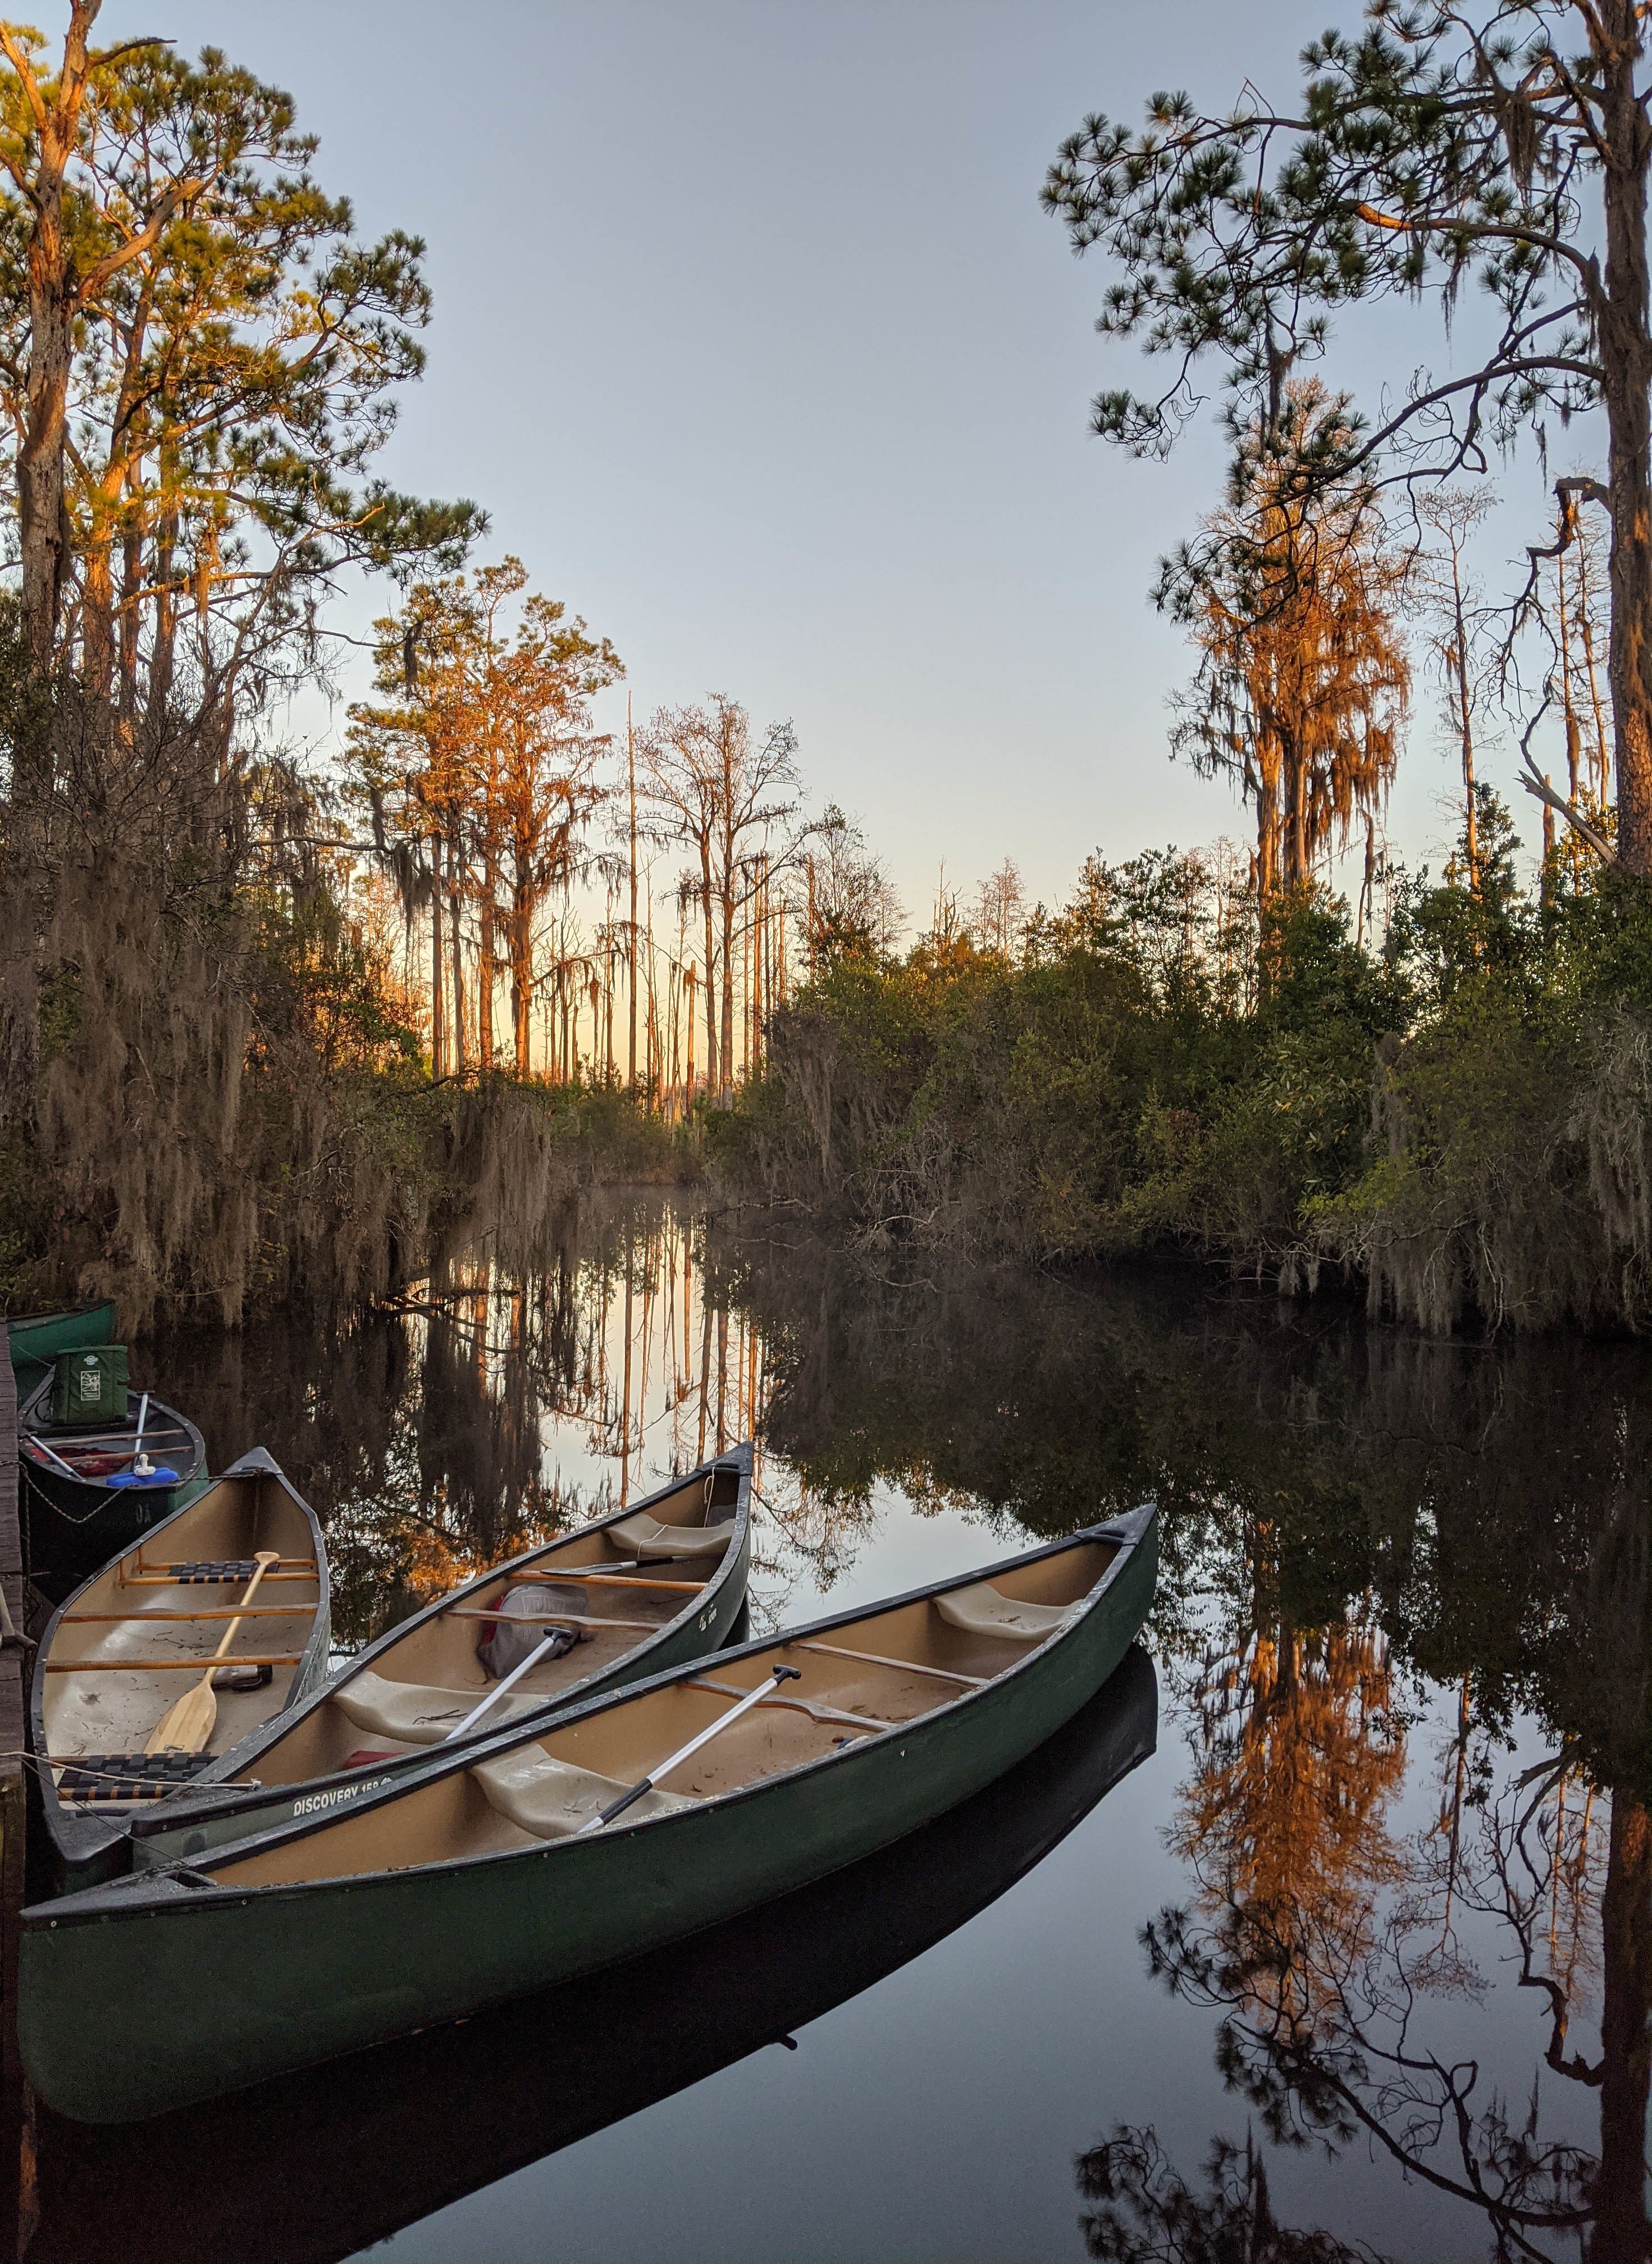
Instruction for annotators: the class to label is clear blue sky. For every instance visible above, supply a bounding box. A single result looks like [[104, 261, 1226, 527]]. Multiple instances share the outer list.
[[110, 0, 1584, 921]]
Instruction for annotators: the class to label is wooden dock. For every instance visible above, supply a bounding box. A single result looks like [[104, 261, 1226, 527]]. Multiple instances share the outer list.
[[0, 1344, 30, 2251]]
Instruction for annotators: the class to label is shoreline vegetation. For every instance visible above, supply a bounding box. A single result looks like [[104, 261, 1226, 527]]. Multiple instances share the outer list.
[[5, 5, 1652, 1340], [716, 817, 1652, 1336]]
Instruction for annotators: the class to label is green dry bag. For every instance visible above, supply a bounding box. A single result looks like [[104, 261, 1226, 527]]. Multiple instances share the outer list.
[[49, 1345, 129, 1427]]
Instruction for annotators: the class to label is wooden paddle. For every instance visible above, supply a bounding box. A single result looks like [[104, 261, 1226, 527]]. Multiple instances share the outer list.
[[145, 1551, 280, 1755]]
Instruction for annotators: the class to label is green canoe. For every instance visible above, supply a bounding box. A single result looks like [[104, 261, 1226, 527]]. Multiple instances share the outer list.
[[30, 1449, 334, 1894], [19, 1503, 1155, 2122], [6, 1302, 118, 1396], [124, 1443, 754, 1874], [19, 1361, 208, 1577]]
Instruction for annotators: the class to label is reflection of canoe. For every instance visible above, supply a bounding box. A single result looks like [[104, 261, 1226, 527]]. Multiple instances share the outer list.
[[21, 1505, 1155, 2121], [26, 1645, 1156, 2264], [128, 1443, 755, 1873], [30, 1449, 332, 1892], [5, 1301, 118, 1393], [19, 1364, 207, 1564]]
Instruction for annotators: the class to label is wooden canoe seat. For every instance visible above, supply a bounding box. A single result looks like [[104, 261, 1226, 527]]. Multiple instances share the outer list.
[[932, 1585, 1073, 1641], [606, 1512, 734, 1563], [330, 1670, 544, 1747], [469, 1749, 693, 1840]]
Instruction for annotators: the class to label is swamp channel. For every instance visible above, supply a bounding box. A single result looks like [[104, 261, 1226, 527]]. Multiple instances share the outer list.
[[20, 1191, 1652, 2264]]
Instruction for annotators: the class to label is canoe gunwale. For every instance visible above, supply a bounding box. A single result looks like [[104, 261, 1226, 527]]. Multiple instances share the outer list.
[[30, 1451, 334, 1879], [123, 1441, 756, 1853], [45, 1501, 1154, 1923]]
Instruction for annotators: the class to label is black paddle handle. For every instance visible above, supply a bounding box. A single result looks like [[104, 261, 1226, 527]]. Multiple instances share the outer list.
[[593, 1775, 656, 1831]]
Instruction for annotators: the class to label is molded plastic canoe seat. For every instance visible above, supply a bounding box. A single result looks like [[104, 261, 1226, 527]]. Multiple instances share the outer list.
[[607, 1511, 735, 1562], [933, 1584, 1074, 1641], [469, 1749, 695, 1840], [330, 1670, 543, 1747]]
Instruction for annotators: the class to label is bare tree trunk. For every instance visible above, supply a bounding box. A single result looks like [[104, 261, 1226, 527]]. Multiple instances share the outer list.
[[478, 851, 496, 1070], [1600, 0, 1652, 875], [685, 962, 697, 1107], [1283, 732, 1308, 890], [1560, 545, 1585, 811], [719, 874, 735, 1099], [1446, 546, 1479, 896], [430, 846, 446, 1076], [509, 883, 532, 1074], [627, 695, 638, 1088], [1253, 737, 1281, 905], [448, 823, 466, 1072], [700, 843, 718, 1096], [645, 877, 657, 1096], [13, 4, 101, 667]]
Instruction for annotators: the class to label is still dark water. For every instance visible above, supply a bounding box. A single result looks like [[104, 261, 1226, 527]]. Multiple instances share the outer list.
[[29, 1194, 1652, 2263]]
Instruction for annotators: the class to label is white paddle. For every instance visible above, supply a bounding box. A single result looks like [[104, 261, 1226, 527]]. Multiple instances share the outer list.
[[577, 1664, 800, 1834], [444, 1619, 578, 1742]]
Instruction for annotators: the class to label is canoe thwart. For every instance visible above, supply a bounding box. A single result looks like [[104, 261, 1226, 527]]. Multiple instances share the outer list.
[[60, 1605, 321, 1623], [504, 1570, 709, 1594], [44, 1654, 305, 1672], [788, 1639, 988, 1687], [447, 1609, 661, 1631]]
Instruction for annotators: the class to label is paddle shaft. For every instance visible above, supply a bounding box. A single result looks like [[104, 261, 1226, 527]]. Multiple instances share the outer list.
[[131, 1392, 149, 1468], [24, 1437, 79, 1481], [443, 1624, 576, 1742], [144, 1552, 279, 1753], [578, 1665, 800, 1834]]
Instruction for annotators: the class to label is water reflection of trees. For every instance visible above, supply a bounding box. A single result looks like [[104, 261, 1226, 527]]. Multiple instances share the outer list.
[[140, 1198, 787, 1641], [718, 1226, 1652, 2263], [134, 1207, 1652, 2253]]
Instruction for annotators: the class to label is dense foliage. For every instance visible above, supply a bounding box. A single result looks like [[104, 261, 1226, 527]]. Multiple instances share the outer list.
[[718, 804, 1652, 1332]]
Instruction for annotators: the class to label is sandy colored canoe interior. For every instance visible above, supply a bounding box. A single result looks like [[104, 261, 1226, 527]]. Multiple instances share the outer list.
[[208, 1462, 745, 1791], [210, 1535, 1117, 1889], [40, 1475, 322, 1790]]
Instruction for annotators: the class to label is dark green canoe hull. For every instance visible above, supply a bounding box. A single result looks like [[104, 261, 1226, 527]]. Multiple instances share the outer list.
[[6, 1302, 118, 1394], [20, 1512, 1154, 2123]]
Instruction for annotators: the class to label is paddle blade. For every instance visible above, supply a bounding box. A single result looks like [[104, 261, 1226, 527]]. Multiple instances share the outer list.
[[144, 1676, 216, 1756]]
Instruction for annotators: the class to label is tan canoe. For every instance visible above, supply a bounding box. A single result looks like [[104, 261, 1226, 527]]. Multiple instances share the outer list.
[[31, 1446, 331, 1889]]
